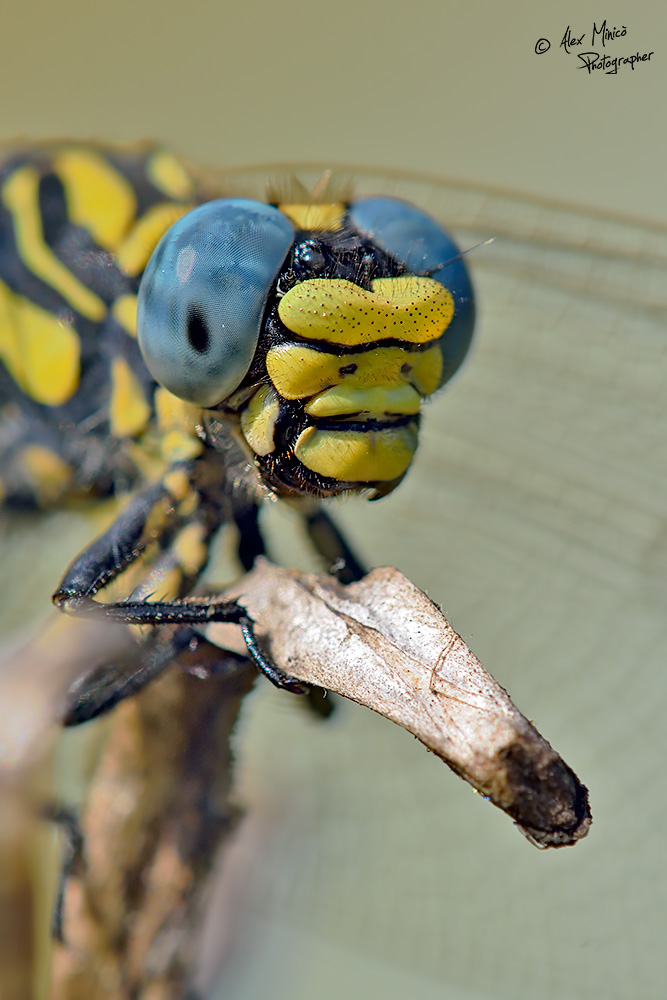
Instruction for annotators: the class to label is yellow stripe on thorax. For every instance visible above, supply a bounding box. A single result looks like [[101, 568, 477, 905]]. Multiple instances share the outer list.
[[18, 444, 73, 505], [146, 151, 196, 201], [2, 167, 106, 321], [278, 276, 454, 346], [109, 356, 152, 437], [116, 202, 194, 277], [0, 279, 80, 405], [111, 293, 138, 336], [154, 386, 204, 462], [172, 521, 209, 577], [53, 148, 137, 250]]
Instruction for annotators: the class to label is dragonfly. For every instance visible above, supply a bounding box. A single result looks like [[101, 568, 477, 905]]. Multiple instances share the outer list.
[[1, 149, 666, 1000], [0, 142, 475, 722]]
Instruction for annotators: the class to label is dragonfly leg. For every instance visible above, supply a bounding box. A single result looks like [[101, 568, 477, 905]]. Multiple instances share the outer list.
[[303, 506, 367, 583], [49, 806, 84, 943], [62, 625, 201, 725]]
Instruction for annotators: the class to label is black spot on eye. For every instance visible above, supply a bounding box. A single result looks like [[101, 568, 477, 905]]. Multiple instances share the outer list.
[[339, 363, 357, 376], [401, 363, 412, 374], [187, 307, 210, 354]]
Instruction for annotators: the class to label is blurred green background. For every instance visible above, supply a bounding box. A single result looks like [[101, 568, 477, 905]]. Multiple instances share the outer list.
[[1, 1, 666, 998]]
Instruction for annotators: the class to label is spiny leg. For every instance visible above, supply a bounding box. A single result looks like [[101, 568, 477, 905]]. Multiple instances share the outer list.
[[303, 506, 367, 583], [49, 806, 84, 943], [231, 491, 266, 571], [52, 464, 365, 713], [63, 624, 200, 725], [60, 592, 309, 697], [53, 467, 309, 710]]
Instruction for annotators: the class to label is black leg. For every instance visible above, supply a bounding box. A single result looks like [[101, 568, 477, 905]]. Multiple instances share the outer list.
[[232, 496, 266, 571], [239, 619, 308, 694], [304, 508, 367, 583], [63, 626, 200, 725], [60, 593, 310, 706], [52, 471, 358, 715], [49, 806, 84, 943]]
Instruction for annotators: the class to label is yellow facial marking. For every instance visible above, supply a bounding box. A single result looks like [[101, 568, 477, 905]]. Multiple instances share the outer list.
[[2, 167, 106, 321], [240, 385, 280, 456], [278, 276, 454, 346], [266, 343, 443, 400], [173, 522, 209, 577], [112, 294, 138, 337], [53, 148, 136, 250], [116, 202, 194, 277], [146, 151, 196, 201], [304, 384, 421, 418], [0, 279, 80, 405], [19, 445, 73, 505], [278, 203, 345, 231], [109, 356, 151, 437], [294, 423, 418, 482]]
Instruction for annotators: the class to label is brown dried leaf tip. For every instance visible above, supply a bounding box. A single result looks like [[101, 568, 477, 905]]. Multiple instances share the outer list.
[[213, 559, 591, 847]]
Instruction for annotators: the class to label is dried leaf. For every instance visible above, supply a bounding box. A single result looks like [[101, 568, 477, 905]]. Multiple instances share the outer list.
[[209, 559, 591, 847]]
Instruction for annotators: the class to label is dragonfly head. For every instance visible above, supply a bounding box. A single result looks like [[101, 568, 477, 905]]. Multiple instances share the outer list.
[[137, 196, 475, 500]]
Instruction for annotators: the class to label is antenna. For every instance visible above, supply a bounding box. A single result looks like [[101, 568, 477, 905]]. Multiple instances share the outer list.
[[426, 237, 495, 277]]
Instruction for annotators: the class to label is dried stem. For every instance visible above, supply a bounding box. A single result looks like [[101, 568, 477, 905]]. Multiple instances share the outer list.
[[50, 649, 255, 1000]]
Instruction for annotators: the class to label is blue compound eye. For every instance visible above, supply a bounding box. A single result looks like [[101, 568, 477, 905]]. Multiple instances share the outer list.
[[349, 197, 475, 386], [137, 200, 295, 406]]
